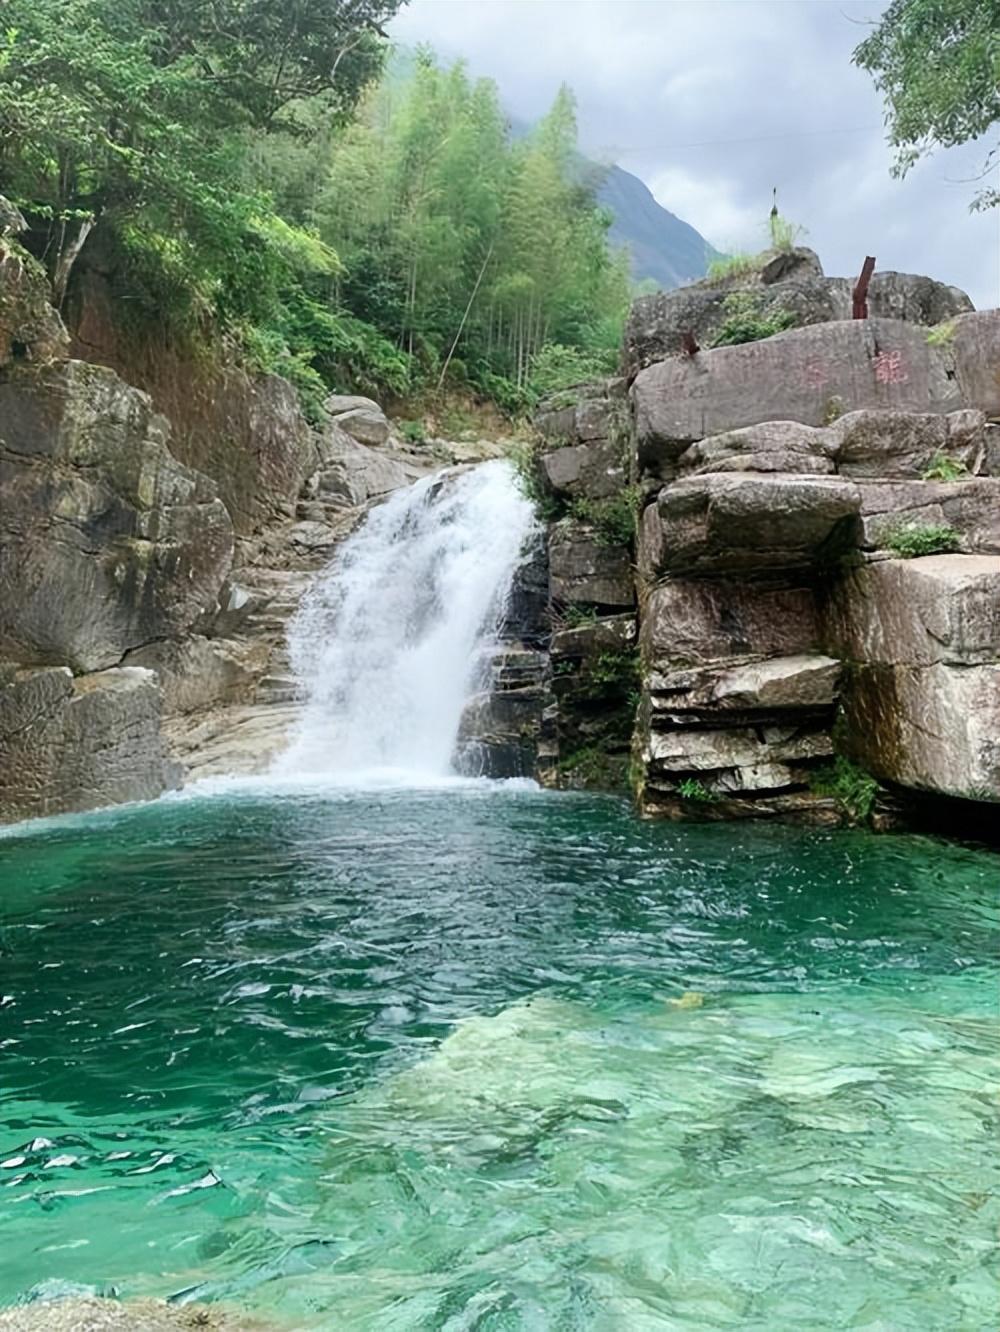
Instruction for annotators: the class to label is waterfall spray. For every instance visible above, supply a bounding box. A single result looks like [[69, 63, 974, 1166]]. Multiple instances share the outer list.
[[273, 460, 537, 781]]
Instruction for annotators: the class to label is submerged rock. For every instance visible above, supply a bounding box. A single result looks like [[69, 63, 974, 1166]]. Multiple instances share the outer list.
[[0, 1294, 268, 1330]]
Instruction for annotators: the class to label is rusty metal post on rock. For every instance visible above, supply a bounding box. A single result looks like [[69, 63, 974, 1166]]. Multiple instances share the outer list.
[[853, 256, 876, 319]]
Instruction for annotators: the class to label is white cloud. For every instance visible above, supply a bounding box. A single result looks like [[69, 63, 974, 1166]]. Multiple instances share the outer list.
[[389, 0, 1000, 307], [646, 164, 762, 253]]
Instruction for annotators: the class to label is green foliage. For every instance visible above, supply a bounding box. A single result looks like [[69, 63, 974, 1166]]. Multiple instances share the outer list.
[[313, 55, 630, 402], [921, 453, 970, 482], [706, 252, 758, 282], [710, 292, 797, 348], [398, 419, 426, 444], [569, 486, 641, 547], [572, 650, 639, 700], [0, 11, 627, 414], [706, 210, 806, 288], [854, 0, 1000, 210], [560, 604, 600, 628], [558, 744, 627, 790], [810, 757, 880, 825], [509, 440, 562, 520], [0, 0, 395, 285], [677, 778, 719, 804], [925, 320, 957, 347], [768, 210, 806, 252], [0, 0, 412, 406], [823, 395, 846, 425], [884, 521, 961, 558], [529, 343, 618, 397]]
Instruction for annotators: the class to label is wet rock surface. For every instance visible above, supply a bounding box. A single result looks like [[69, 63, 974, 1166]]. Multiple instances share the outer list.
[[0, 665, 180, 821], [0, 361, 233, 673], [0, 1294, 270, 1331]]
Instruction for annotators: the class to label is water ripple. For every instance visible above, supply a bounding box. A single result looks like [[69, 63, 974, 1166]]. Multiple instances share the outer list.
[[0, 787, 997, 1328]]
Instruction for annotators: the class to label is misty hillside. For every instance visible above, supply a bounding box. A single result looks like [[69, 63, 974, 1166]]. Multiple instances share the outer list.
[[597, 164, 719, 290]]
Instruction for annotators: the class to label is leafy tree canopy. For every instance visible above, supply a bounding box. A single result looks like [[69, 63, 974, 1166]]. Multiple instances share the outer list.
[[0, 11, 631, 417], [0, 0, 399, 306], [854, 0, 1000, 209]]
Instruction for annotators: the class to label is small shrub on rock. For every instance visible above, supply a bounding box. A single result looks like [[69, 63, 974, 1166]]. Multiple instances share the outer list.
[[678, 778, 718, 804], [560, 604, 600, 628], [528, 343, 618, 398], [706, 252, 758, 283], [884, 521, 961, 558], [569, 486, 640, 547], [810, 757, 880, 824], [925, 321, 957, 347], [399, 419, 426, 444], [710, 292, 797, 348], [768, 211, 807, 253], [509, 439, 563, 521], [921, 454, 969, 482]]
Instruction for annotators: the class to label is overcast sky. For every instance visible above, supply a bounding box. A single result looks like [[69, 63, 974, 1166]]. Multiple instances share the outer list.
[[389, 0, 999, 308]]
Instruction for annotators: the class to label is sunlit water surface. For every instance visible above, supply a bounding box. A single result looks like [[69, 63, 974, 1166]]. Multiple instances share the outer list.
[[1, 785, 997, 1329]]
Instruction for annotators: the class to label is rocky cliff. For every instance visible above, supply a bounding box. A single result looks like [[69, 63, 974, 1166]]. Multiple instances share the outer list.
[[0, 210, 490, 822], [0, 228, 234, 819], [487, 251, 1000, 831]]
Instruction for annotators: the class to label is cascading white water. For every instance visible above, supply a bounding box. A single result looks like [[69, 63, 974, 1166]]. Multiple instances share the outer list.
[[272, 460, 537, 781]]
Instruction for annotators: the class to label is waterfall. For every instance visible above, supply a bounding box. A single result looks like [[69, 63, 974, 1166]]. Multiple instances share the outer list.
[[272, 460, 537, 782]]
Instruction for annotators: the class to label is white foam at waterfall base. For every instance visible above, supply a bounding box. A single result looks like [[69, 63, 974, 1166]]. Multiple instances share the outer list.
[[271, 460, 538, 784]]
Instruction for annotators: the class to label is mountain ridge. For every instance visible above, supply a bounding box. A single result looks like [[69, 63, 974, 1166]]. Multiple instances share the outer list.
[[596, 163, 719, 290]]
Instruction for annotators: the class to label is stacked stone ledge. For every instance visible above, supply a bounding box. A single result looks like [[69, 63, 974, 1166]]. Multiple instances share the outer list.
[[622, 246, 973, 376], [629, 302, 1000, 821]]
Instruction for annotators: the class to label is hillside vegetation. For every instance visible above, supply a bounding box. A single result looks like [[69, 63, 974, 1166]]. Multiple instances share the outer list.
[[0, 3, 629, 418]]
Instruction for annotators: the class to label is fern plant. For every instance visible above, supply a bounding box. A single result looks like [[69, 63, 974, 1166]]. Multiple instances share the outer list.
[[884, 522, 961, 558], [921, 453, 969, 482]]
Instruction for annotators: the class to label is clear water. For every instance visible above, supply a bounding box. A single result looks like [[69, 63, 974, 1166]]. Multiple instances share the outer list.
[[1, 784, 998, 1330]]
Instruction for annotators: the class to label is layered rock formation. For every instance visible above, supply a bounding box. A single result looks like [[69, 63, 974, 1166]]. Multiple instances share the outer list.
[[0, 360, 234, 672], [468, 380, 641, 788], [630, 311, 1000, 822], [503, 268, 1000, 829], [0, 228, 236, 820], [4, 206, 999, 833]]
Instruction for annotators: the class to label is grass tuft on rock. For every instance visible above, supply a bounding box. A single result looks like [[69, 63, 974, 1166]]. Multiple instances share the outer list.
[[884, 521, 961, 558], [569, 487, 640, 547], [710, 292, 797, 348], [920, 454, 969, 483]]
